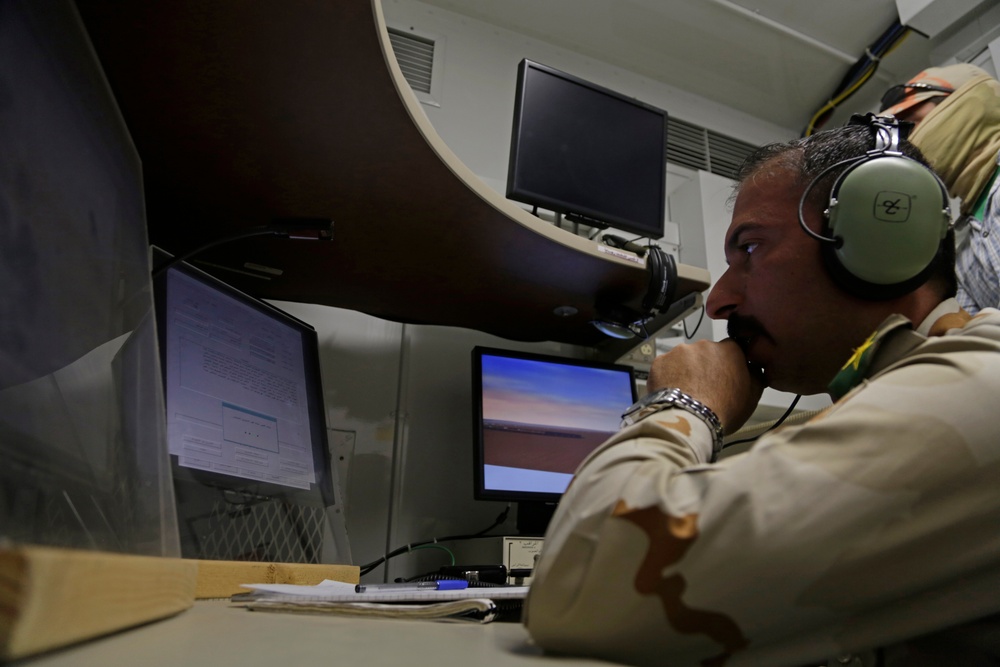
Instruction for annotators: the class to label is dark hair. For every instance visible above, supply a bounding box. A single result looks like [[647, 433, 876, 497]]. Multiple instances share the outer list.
[[732, 122, 956, 299]]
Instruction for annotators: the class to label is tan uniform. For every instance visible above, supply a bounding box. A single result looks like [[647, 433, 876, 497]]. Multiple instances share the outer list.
[[525, 300, 1000, 666]]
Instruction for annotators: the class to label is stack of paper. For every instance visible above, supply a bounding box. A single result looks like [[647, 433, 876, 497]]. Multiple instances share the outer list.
[[232, 580, 530, 623]]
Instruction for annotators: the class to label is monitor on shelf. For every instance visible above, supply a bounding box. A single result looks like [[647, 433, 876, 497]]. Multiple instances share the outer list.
[[153, 254, 344, 561], [505, 59, 669, 240], [472, 346, 638, 535]]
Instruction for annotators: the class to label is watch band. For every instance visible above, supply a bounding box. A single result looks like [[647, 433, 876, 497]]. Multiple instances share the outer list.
[[620, 387, 725, 459]]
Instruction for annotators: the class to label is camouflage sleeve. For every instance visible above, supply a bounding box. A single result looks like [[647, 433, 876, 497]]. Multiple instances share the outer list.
[[524, 333, 1000, 666]]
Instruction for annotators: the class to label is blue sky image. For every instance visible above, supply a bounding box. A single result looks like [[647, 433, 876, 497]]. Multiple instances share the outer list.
[[481, 355, 634, 432]]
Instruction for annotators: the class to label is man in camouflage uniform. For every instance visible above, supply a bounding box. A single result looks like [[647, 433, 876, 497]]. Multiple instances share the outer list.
[[524, 120, 1000, 666]]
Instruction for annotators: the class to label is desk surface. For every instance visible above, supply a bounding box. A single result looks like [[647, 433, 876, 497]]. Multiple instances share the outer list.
[[25, 600, 615, 667]]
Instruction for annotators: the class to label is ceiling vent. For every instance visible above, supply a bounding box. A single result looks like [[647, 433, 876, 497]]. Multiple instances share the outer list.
[[387, 27, 435, 94], [668, 116, 757, 180]]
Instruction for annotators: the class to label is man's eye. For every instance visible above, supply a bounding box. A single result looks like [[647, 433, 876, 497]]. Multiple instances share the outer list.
[[740, 241, 759, 255]]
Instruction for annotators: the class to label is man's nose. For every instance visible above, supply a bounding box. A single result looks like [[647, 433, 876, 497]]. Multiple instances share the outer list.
[[705, 267, 740, 320]]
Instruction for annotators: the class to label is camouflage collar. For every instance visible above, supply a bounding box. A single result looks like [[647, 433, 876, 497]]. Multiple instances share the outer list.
[[827, 301, 969, 400]]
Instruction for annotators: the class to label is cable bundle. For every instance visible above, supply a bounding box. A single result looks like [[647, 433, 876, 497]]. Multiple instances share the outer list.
[[802, 20, 911, 137]]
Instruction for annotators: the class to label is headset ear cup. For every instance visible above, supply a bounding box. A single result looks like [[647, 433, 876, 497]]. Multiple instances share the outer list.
[[641, 246, 677, 315], [592, 246, 678, 339], [824, 155, 950, 300]]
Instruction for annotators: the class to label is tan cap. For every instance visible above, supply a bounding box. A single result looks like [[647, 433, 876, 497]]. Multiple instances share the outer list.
[[880, 63, 989, 117]]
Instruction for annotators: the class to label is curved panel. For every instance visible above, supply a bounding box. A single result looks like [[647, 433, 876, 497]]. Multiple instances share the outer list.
[[75, 0, 709, 346]]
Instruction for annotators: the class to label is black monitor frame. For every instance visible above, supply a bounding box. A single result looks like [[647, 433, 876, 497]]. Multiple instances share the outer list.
[[471, 346, 637, 534], [152, 254, 336, 510], [506, 59, 669, 239]]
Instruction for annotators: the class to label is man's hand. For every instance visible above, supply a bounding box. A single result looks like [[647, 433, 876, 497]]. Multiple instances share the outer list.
[[646, 339, 765, 434]]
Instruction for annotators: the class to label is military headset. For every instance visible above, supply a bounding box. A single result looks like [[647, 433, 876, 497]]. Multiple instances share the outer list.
[[799, 113, 952, 300], [591, 243, 677, 339]]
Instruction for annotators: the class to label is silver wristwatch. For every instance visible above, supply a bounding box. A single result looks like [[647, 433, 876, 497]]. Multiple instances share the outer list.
[[620, 388, 725, 458]]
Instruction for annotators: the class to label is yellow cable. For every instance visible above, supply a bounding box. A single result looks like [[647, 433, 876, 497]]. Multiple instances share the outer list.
[[803, 28, 912, 136]]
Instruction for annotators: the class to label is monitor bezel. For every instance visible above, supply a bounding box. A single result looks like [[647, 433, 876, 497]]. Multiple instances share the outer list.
[[152, 253, 336, 508], [505, 59, 669, 240], [471, 345, 638, 506]]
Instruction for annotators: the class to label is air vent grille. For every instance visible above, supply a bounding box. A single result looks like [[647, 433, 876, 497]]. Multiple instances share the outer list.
[[668, 116, 757, 179], [667, 117, 710, 172], [387, 28, 435, 94], [706, 130, 758, 179]]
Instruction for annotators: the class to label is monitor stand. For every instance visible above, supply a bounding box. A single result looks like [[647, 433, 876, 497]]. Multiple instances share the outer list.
[[563, 212, 609, 230], [515, 500, 557, 536]]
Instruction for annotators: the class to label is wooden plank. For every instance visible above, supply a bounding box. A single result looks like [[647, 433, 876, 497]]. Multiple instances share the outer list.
[[194, 560, 360, 599], [0, 546, 197, 661]]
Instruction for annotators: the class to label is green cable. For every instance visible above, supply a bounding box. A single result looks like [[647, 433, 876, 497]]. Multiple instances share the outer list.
[[410, 543, 456, 566]]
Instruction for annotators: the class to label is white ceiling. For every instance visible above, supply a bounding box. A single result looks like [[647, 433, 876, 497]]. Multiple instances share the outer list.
[[415, 0, 992, 131]]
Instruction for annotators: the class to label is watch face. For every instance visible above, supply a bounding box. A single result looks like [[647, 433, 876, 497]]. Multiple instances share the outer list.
[[626, 388, 673, 416], [642, 389, 674, 406]]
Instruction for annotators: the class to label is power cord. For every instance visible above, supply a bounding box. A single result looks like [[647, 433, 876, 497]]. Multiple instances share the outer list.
[[601, 233, 650, 257], [151, 217, 333, 278], [358, 504, 512, 577]]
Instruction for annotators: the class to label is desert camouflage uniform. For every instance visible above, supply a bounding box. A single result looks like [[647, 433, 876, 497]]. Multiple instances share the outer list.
[[524, 299, 1000, 666]]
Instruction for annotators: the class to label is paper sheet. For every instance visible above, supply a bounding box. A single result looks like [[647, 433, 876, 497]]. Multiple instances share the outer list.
[[236, 579, 530, 603]]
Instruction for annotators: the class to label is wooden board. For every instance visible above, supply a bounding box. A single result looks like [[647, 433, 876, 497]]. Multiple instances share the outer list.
[[0, 546, 197, 660]]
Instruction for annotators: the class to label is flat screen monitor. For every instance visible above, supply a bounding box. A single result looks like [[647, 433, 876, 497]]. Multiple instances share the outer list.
[[153, 257, 338, 559], [506, 59, 668, 239], [472, 346, 637, 534]]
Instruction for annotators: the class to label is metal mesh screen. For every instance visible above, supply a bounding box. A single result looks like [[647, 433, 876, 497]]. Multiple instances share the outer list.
[[189, 498, 328, 564]]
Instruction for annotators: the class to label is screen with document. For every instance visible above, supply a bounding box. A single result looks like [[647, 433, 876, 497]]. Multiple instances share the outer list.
[[154, 260, 334, 502]]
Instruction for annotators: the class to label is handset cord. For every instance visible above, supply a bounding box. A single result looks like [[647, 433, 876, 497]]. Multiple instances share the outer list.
[[722, 394, 802, 450]]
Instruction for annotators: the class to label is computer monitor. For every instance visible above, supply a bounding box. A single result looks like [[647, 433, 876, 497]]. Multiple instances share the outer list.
[[506, 59, 669, 239], [153, 256, 341, 561], [472, 346, 638, 535]]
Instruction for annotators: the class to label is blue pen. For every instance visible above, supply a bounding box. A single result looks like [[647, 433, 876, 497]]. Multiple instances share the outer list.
[[355, 580, 470, 593]]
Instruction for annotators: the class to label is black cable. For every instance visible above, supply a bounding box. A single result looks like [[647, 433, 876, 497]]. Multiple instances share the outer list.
[[358, 504, 512, 577], [722, 394, 802, 450], [628, 318, 651, 340], [801, 20, 911, 136], [682, 305, 706, 339], [150, 217, 333, 278], [797, 156, 862, 244]]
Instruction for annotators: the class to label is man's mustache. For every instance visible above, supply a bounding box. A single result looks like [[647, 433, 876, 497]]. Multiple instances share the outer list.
[[727, 314, 770, 383], [727, 314, 769, 350]]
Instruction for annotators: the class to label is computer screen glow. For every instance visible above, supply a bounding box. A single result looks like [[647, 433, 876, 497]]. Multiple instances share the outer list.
[[159, 265, 326, 492], [473, 347, 637, 503]]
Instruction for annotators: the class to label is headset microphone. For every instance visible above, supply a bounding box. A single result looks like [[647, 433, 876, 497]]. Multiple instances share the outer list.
[[798, 113, 951, 300]]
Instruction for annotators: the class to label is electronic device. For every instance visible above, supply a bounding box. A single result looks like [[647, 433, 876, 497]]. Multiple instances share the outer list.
[[799, 113, 951, 300], [506, 59, 669, 240], [471, 346, 638, 535], [153, 254, 344, 561], [591, 243, 678, 339]]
